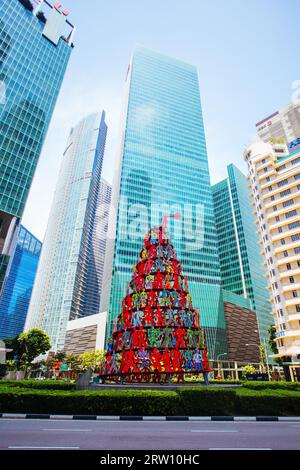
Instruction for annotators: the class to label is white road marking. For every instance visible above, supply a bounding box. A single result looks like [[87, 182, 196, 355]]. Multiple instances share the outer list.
[[42, 429, 92, 432], [8, 446, 80, 449], [210, 448, 272, 450], [191, 430, 238, 433]]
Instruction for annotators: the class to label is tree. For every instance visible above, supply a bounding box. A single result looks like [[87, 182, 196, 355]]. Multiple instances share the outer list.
[[17, 329, 51, 377], [241, 364, 256, 379], [36, 11, 47, 24], [78, 350, 105, 372], [2, 336, 22, 361], [103, 225, 210, 383], [65, 354, 82, 373], [268, 325, 282, 366], [259, 344, 266, 369]]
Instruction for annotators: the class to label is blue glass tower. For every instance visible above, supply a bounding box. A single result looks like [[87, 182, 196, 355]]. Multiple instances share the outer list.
[[0, 0, 74, 292], [212, 164, 273, 344], [102, 47, 226, 357], [0, 225, 41, 339], [25, 113, 108, 352]]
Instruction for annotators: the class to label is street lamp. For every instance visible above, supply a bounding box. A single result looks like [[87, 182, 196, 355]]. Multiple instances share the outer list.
[[217, 353, 227, 379], [246, 342, 271, 380]]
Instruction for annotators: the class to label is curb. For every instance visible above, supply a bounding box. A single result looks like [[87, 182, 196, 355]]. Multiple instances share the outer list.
[[1, 414, 300, 421]]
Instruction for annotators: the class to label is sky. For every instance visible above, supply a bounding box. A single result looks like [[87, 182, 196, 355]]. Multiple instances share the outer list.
[[22, 0, 300, 240]]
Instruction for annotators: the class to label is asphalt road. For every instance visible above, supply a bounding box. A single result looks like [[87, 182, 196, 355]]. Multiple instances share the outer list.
[[0, 419, 300, 450]]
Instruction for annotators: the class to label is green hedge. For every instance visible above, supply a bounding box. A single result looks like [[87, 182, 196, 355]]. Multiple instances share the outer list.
[[177, 387, 236, 415], [0, 383, 299, 416], [235, 388, 300, 416], [241, 381, 300, 391], [0, 388, 181, 416], [0, 380, 75, 390]]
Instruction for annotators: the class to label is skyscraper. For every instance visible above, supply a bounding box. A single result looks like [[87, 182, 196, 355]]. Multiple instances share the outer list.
[[0, 225, 41, 339], [245, 141, 300, 379], [102, 47, 226, 357], [25, 113, 108, 352], [0, 0, 74, 292], [256, 99, 300, 145], [212, 164, 272, 343]]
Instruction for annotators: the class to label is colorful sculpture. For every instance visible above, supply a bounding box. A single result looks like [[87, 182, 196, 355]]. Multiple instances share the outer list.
[[101, 225, 210, 383]]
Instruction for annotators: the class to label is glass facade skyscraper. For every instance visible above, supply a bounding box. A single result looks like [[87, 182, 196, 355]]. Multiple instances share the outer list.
[[0, 225, 41, 339], [212, 164, 272, 343], [102, 47, 226, 357], [0, 0, 74, 292], [25, 113, 108, 352]]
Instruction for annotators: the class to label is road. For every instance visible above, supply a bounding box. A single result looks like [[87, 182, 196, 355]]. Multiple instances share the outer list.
[[0, 419, 300, 450]]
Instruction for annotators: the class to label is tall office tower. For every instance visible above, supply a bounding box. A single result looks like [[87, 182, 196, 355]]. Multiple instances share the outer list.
[[245, 140, 300, 379], [0, 0, 74, 292], [256, 99, 300, 145], [25, 113, 108, 352], [102, 47, 226, 357], [212, 164, 272, 344], [0, 225, 41, 339]]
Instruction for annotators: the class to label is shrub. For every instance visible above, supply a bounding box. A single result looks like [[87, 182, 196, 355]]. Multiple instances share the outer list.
[[0, 388, 181, 416], [178, 388, 236, 415], [18, 0, 34, 12], [0, 384, 299, 416], [0, 380, 75, 391], [235, 388, 300, 416], [242, 381, 300, 391]]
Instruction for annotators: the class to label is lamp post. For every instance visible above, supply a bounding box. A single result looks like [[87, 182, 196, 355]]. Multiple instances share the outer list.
[[246, 342, 271, 380], [217, 353, 227, 379]]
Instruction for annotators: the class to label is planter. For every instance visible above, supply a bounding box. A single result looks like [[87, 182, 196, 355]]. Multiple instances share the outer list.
[[16, 371, 25, 380], [5, 371, 16, 380]]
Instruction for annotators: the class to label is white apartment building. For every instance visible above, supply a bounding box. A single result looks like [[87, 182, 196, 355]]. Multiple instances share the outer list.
[[256, 99, 300, 145], [244, 140, 300, 381]]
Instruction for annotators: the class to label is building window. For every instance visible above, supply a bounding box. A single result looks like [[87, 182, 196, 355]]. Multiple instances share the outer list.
[[291, 233, 300, 242], [280, 239, 285, 245], [269, 186, 273, 191], [277, 179, 289, 187], [283, 250, 289, 257], [275, 216, 280, 222], [292, 291, 298, 298], [295, 247, 300, 254], [287, 263, 291, 270], [273, 205, 278, 211], [278, 227, 283, 233], [285, 210, 297, 219], [280, 189, 291, 197], [296, 305, 300, 312], [290, 276, 295, 283], [288, 221, 300, 230], [294, 173, 300, 180], [283, 199, 294, 207]]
